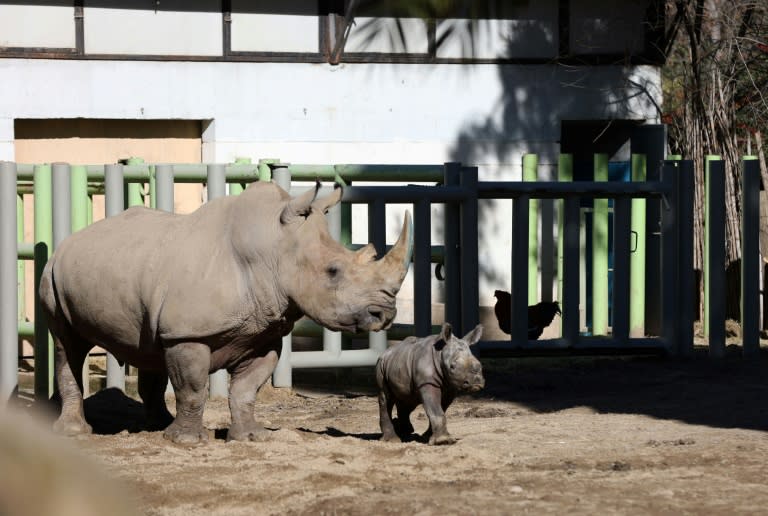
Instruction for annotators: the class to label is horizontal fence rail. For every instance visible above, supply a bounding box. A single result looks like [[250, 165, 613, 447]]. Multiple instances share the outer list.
[[0, 154, 763, 403]]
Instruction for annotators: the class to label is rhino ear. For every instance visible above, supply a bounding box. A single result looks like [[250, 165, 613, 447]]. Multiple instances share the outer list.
[[440, 323, 453, 342], [463, 324, 484, 346], [280, 180, 321, 224], [355, 243, 378, 264], [311, 182, 343, 214]]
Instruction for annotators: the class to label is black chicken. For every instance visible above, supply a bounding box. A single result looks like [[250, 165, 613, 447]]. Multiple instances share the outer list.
[[493, 290, 561, 340]]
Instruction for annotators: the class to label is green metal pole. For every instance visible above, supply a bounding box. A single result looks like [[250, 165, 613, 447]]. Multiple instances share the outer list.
[[258, 159, 276, 182], [557, 154, 573, 337], [703, 155, 721, 338], [523, 154, 539, 304], [17, 194, 25, 325], [592, 154, 609, 336], [70, 165, 89, 232], [630, 154, 647, 337], [33, 164, 53, 400], [229, 158, 250, 195], [125, 157, 145, 207], [149, 165, 156, 209]]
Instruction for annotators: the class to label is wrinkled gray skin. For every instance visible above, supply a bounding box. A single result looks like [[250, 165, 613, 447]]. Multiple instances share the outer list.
[[375, 323, 484, 445], [40, 181, 413, 444]]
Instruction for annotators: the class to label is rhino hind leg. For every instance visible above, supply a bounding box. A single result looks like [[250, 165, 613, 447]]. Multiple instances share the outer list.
[[163, 342, 211, 445], [138, 369, 173, 431], [226, 348, 279, 442], [377, 388, 400, 442], [51, 328, 93, 436]]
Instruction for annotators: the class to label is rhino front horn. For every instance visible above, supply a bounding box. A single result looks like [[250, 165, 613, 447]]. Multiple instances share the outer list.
[[381, 211, 413, 282]]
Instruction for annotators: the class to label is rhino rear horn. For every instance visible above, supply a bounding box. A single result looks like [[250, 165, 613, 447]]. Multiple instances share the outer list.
[[280, 180, 321, 224], [380, 210, 413, 284]]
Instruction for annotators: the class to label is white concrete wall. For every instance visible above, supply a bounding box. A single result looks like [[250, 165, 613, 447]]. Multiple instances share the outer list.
[[0, 4, 75, 48], [0, 58, 661, 306]]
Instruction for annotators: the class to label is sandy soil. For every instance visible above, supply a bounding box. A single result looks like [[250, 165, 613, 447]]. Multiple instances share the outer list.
[[9, 350, 768, 516]]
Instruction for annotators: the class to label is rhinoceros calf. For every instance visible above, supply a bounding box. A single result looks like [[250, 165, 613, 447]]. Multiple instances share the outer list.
[[375, 323, 484, 445], [40, 181, 413, 444]]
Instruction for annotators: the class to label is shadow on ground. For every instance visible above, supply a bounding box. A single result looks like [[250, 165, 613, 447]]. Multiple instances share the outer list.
[[293, 348, 768, 433], [34, 348, 767, 436]]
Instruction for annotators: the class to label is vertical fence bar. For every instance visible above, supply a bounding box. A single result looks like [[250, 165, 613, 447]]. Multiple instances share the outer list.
[[706, 159, 726, 357], [154, 165, 174, 213], [324, 186, 343, 355], [70, 164, 89, 396], [443, 163, 462, 333], [52, 164, 72, 248], [229, 157, 251, 195], [460, 167, 480, 334], [1, 162, 19, 402], [368, 199, 387, 353], [511, 194, 530, 344], [741, 157, 760, 358], [612, 195, 631, 343], [125, 157, 145, 208], [33, 164, 53, 399], [52, 164, 72, 393], [258, 159, 274, 182], [592, 154, 609, 335], [562, 196, 581, 345], [704, 155, 721, 338], [206, 164, 230, 398], [557, 154, 573, 336], [414, 199, 432, 337], [16, 193, 25, 329], [630, 154, 647, 337], [104, 164, 126, 390], [661, 162, 680, 353], [523, 154, 539, 304], [678, 160, 695, 356], [271, 165, 292, 388]]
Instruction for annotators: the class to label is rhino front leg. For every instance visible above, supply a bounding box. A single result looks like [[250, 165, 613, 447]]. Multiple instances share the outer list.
[[226, 348, 279, 442], [138, 369, 173, 431], [419, 384, 455, 445], [163, 342, 210, 445]]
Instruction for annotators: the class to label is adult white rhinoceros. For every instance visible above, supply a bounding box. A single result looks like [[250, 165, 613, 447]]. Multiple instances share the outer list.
[[40, 180, 413, 444]]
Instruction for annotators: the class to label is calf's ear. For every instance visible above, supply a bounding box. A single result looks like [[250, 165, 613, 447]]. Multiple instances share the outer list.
[[440, 323, 453, 342], [463, 324, 484, 346]]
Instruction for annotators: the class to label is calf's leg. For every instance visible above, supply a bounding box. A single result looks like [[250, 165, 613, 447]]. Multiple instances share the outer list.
[[419, 384, 456, 445], [163, 342, 210, 445]]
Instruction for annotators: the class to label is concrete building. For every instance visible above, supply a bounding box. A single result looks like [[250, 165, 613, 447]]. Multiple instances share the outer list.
[[1, 1, 666, 333]]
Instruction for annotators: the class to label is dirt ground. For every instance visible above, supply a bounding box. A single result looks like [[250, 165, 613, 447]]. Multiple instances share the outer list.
[[8, 348, 768, 516]]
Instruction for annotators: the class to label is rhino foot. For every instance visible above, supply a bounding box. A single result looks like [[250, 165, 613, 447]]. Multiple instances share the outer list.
[[163, 423, 209, 445], [428, 433, 457, 446], [146, 410, 174, 432], [226, 422, 271, 442], [53, 416, 92, 436], [380, 431, 401, 443]]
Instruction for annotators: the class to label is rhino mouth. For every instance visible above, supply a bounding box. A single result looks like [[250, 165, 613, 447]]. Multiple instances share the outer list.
[[329, 305, 396, 333]]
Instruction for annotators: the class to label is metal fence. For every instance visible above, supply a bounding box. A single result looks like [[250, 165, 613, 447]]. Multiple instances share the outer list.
[[0, 156, 762, 401]]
